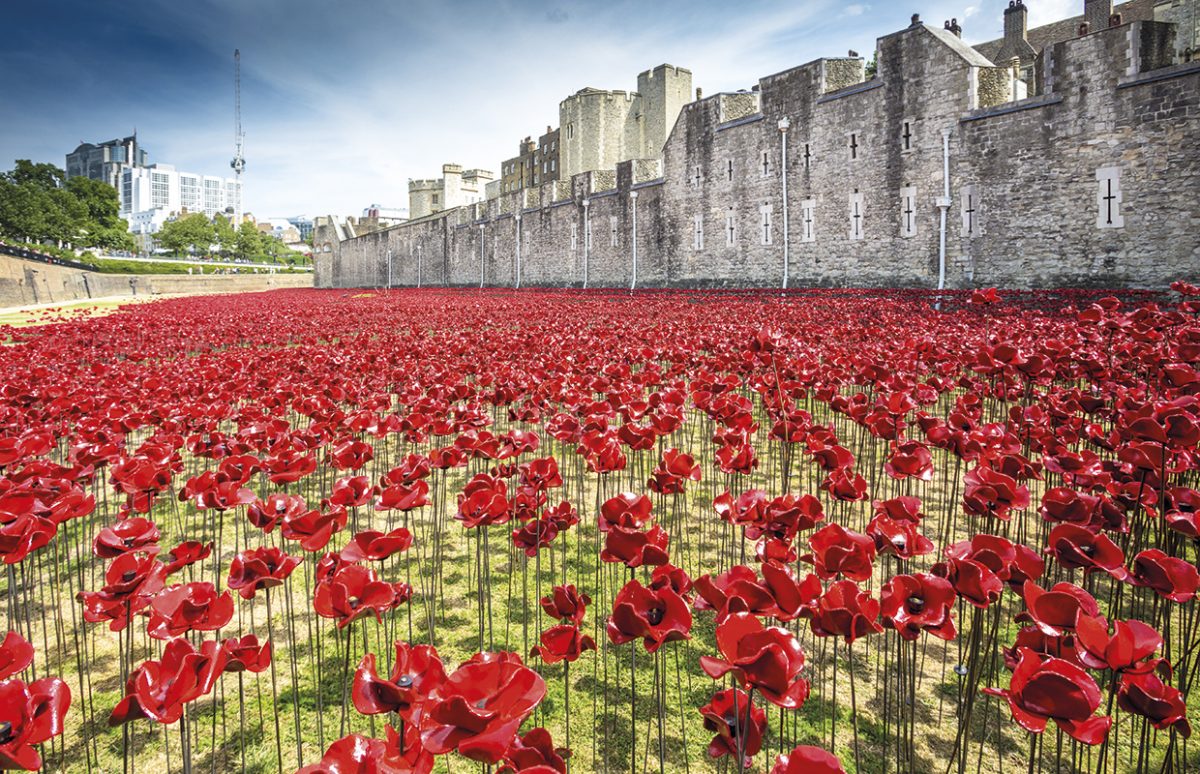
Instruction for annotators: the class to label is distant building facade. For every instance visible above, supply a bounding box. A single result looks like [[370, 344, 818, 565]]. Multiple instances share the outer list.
[[120, 164, 242, 221], [408, 164, 493, 219], [65, 135, 149, 189], [500, 127, 561, 196]]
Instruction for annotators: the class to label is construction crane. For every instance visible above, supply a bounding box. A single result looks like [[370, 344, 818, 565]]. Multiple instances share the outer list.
[[230, 49, 246, 226]]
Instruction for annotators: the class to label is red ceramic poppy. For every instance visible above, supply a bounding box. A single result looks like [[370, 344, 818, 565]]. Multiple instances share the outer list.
[[770, 745, 846, 773], [92, 516, 160, 558], [314, 563, 409, 628], [109, 637, 227, 725], [963, 462, 1030, 520], [1074, 613, 1161, 673], [498, 727, 568, 774], [340, 528, 414, 563], [374, 480, 430, 512], [1015, 580, 1101, 637], [1045, 523, 1128, 580], [146, 582, 235, 639], [802, 523, 876, 582], [867, 514, 934, 560], [1117, 671, 1192, 737], [700, 612, 809, 708], [221, 634, 271, 674], [79, 551, 167, 631], [804, 580, 883, 645], [246, 493, 308, 533], [598, 492, 653, 532], [0, 676, 71, 770], [328, 475, 378, 508], [162, 540, 213, 575], [540, 584, 590, 624], [983, 647, 1111, 745], [698, 687, 765, 768], [880, 573, 956, 641], [296, 727, 434, 774], [352, 642, 447, 720], [531, 624, 596, 664], [600, 524, 670, 568], [511, 517, 558, 557], [281, 506, 349, 552], [419, 652, 546, 764], [226, 546, 302, 600], [456, 474, 512, 528], [606, 579, 692, 653], [1127, 548, 1199, 603], [0, 631, 33, 680]]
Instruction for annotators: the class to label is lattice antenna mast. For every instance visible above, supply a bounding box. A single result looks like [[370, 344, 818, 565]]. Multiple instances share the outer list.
[[230, 49, 246, 225]]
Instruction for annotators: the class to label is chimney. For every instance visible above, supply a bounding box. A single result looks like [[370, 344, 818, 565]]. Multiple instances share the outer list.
[[1004, 2, 1028, 46], [911, 13, 921, 26], [696, 87, 703, 100], [945, 18, 962, 37], [1085, 0, 1114, 33]]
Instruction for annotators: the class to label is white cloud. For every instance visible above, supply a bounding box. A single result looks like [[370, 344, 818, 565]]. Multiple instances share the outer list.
[[844, 4, 868, 16]]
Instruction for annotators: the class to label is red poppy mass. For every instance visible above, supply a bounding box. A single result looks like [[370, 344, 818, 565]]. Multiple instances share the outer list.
[[0, 282, 1196, 772]]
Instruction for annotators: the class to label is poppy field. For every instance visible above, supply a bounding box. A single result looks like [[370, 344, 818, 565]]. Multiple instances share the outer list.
[[0, 284, 1197, 773]]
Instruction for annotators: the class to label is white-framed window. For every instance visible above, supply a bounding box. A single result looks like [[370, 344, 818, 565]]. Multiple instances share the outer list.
[[848, 191, 865, 240], [759, 204, 773, 245], [1096, 167, 1124, 229], [609, 215, 618, 247], [760, 151, 771, 177], [800, 199, 816, 243], [900, 185, 918, 238], [693, 213, 704, 250], [584, 216, 592, 249], [901, 119, 915, 152], [725, 210, 736, 246], [570, 223, 578, 251], [961, 184, 979, 238]]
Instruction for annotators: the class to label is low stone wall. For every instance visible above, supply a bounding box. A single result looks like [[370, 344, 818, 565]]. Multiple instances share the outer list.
[[0, 253, 312, 309]]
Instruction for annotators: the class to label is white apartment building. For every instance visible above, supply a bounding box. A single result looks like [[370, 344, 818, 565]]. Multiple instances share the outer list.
[[120, 164, 243, 233]]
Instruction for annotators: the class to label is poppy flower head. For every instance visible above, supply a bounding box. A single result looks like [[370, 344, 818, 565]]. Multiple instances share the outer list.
[[698, 688, 765, 768], [606, 579, 692, 653]]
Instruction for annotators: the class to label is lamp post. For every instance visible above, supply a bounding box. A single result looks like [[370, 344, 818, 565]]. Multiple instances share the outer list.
[[630, 190, 639, 291], [581, 199, 590, 289], [514, 213, 522, 289], [417, 244, 422, 288], [386, 248, 392, 289], [479, 224, 485, 289], [778, 116, 791, 290]]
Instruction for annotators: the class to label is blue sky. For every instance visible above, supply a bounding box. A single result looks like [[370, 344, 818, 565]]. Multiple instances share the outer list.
[[2, 0, 1079, 218]]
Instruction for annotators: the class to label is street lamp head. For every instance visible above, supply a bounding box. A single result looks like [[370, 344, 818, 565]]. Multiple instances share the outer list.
[[630, 190, 638, 199], [582, 199, 590, 208], [778, 117, 790, 132]]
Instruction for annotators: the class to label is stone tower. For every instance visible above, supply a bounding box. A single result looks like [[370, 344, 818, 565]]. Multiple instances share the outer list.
[[635, 64, 694, 159]]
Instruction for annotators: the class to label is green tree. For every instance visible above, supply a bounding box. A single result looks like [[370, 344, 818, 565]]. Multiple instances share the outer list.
[[157, 213, 215, 256], [66, 176, 131, 250], [235, 220, 262, 259], [213, 214, 237, 256]]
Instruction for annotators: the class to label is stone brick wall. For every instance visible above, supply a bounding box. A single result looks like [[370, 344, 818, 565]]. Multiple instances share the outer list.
[[318, 19, 1199, 291], [0, 253, 311, 308]]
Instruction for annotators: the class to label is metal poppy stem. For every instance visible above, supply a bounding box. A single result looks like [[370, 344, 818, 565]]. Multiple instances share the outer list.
[[630, 643, 636, 774], [847, 640, 861, 774], [265, 589, 285, 773]]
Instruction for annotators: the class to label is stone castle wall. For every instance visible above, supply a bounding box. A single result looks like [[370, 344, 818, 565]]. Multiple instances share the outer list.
[[317, 19, 1200, 291]]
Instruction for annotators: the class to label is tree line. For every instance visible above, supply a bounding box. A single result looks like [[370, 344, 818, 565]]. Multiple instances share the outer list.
[[0, 160, 134, 251]]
